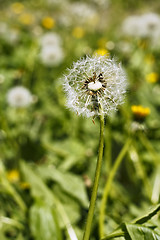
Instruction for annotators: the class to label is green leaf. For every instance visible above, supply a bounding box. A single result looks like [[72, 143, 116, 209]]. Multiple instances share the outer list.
[[124, 223, 160, 240], [20, 161, 78, 240], [133, 204, 160, 224], [0, 162, 26, 212], [101, 204, 160, 240], [53, 185, 81, 225], [37, 165, 89, 208], [20, 161, 54, 205], [30, 201, 62, 240]]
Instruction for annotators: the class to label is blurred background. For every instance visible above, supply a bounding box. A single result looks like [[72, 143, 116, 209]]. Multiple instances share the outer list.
[[0, 0, 160, 239]]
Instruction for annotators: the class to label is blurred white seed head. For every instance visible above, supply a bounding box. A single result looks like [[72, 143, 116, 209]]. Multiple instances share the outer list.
[[140, 13, 160, 36], [40, 32, 62, 47], [121, 12, 160, 39], [63, 55, 127, 118], [122, 15, 141, 37], [59, 1, 99, 27], [40, 45, 64, 66], [71, 2, 96, 20], [7, 86, 33, 108], [39, 32, 64, 66], [0, 22, 19, 45]]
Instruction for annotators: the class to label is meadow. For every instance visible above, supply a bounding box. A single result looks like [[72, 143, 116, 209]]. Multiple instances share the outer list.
[[0, 0, 160, 239]]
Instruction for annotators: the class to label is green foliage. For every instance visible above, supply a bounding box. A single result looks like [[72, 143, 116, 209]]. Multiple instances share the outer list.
[[30, 202, 62, 240], [37, 165, 89, 207], [1, 0, 160, 239], [102, 204, 160, 240], [124, 224, 160, 240]]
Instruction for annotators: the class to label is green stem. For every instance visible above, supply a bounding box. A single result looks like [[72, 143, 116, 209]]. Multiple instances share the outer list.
[[99, 138, 132, 238], [101, 230, 124, 240], [83, 104, 104, 240]]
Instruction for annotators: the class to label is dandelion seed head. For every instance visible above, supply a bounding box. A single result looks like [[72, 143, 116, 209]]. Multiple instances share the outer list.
[[122, 12, 160, 40], [63, 55, 127, 118], [7, 86, 33, 108], [40, 45, 64, 66], [40, 32, 62, 47], [0, 23, 19, 45], [39, 32, 64, 66], [70, 2, 97, 24]]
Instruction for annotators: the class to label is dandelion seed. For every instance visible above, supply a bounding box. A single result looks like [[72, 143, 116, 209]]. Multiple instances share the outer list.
[[63, 55, 127, 117], [7, 86, 33, 108]]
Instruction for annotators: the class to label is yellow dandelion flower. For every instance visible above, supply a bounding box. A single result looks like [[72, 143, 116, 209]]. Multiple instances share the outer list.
[[72, 27, 85, 39], [42, 17, 55, 29], [131, 105, 150, 118], [11, 2, 24, 14], [146, 72, 159, 83], [19, 13, 34, 25], [7, 170, 20, 183], [94, 48, 109, 56]]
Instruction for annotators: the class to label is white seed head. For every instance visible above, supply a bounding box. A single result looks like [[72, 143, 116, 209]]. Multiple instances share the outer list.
[[63, 55, 127, 118], [70, 2, 97, 24], [40, 32, 62, 47], [39, 32, 64, 66], [121, 12, 160, 39], [39, 45, 64, 66], [7, 86, 33, 108]]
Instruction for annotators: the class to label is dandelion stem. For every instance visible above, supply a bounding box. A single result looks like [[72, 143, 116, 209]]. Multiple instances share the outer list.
[[83, 103, 104, 240], [99, 138, 132, 238]]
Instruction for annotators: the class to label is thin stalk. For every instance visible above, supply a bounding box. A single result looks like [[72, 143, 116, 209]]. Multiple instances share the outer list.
[[83, 103, 104, 240], [101, 230, 124, 240], [99, 138, 132, 238]]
